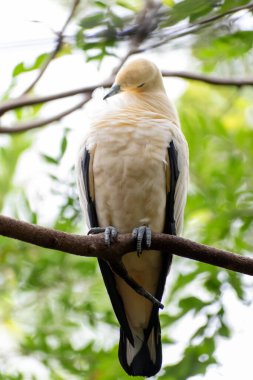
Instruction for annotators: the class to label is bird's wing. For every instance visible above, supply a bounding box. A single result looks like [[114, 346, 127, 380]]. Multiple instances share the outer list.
[[144, 140, 180, 337], [78, 146, 134, 343], [173, 136, 189, 236], [164, 141, 180, 235]]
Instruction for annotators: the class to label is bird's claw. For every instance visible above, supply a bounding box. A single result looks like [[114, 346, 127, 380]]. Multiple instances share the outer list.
[[88, 226, 118, 247], [132, 226, 152, 256], [104, 226, 118, 246]]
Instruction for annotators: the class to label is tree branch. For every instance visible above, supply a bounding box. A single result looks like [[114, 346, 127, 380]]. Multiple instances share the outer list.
[[0, 85, 102, 116], [0, 96, 89, 133], [1, 0, 253, 134], [1, 69, 252, 134], [140, 2, 253, 51], [0, 70, 252, 120], [1, 214, 253, 276], [162, 71, 253, 87], [21, 0, 80, 95]]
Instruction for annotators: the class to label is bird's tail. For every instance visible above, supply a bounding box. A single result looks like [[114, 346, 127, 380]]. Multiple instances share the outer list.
[[118, 317, 162, 377]]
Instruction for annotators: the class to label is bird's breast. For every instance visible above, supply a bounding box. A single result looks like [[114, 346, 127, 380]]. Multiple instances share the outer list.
[[89, 120, 171, 233]]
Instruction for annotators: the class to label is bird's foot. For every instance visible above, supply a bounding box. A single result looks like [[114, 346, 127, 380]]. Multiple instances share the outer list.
[[88, 226, 118, 247], [132, 226, 152, 256]]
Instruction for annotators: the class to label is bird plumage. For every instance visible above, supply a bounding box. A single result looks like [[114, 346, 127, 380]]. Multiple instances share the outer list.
[[76, 58, 189, 377]]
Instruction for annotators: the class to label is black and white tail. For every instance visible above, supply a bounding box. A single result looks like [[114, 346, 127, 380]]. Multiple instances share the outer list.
[[118, 316, 162, 377]]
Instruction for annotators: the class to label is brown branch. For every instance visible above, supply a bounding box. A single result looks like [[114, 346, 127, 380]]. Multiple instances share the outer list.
[[0, 96, 89, 133], [0, 84, 103, 116], [1, 69, 252, 119], [21, 0, 80, 95], [161, 71, 253, 87], [1, 214, 253, 276], [0, 70, 252, 133]]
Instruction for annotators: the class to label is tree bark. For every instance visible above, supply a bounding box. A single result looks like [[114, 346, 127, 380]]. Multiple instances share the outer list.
[[0, 214, 252, 276]]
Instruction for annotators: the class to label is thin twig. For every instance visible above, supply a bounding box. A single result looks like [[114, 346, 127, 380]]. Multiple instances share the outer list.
[[21, 0, 80, 95], [141, 2, 253, 51]]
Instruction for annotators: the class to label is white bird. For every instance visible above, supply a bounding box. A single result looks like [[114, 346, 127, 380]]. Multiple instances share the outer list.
[[76, 58, 189, 377]]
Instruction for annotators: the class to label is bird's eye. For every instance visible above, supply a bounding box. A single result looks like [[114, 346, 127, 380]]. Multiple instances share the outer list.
[[137, 83, 145, 88]]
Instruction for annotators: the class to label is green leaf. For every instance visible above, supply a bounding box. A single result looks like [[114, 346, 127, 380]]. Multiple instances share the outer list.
[[221, 0, 252, 12], [162, 0, 174, 6], [161, 337, 216, 380], [162, 0, 217, 27], [173, 0, 216, 22], [179, 296, 210, 313], [162, 335, 176, 344], [12, 53, 49, 77], [116, 0, 142, 11], [227, 271, 245, 300], [218, 321, 231, 338], [60, 135, 67, 157], [95, 0, 107, 8], [41, 154, 58, 165], [168, 270, 200, 298], [80, 12, 105, 29]]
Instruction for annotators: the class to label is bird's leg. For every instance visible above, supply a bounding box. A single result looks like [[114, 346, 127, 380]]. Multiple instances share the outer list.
[[88, 226, 118, 246], [132, 225, 152, 256]]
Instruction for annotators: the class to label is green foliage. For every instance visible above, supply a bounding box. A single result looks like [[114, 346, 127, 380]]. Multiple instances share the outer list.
[[221, 0, 252, 11], [0, 135, 31, 210], [194, 31, 253, 72], [1, 0, 253, 379], [162, 0, 216, 26]]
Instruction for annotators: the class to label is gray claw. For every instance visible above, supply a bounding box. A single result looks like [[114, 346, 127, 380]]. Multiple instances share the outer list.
[[132, 226, 152, 256], [145, 227, 152, 248], [104, 226, 118, 246], [88, 226, 118, 247], [132, 227, 138, 239]]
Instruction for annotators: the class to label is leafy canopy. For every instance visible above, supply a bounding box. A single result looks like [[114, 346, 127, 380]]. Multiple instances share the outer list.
[[1, 0, 253, 379]]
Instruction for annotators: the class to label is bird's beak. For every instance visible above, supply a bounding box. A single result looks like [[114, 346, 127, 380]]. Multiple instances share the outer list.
[[103, 84, 121, 100]]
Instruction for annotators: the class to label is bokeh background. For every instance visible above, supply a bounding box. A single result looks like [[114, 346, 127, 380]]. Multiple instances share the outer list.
[[1, 0, 253, 379]]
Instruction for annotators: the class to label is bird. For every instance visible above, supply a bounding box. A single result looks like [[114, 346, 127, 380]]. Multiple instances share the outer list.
[[76, 57, 189, 377]]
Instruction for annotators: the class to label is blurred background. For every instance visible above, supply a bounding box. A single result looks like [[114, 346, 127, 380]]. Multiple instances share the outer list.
[[1, 0, 253, 379]]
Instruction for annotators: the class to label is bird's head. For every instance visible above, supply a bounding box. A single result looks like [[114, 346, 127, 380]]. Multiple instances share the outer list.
[[104, 58, 164, 100]]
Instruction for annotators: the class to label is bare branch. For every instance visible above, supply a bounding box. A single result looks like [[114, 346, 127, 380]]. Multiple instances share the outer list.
[[161, 71, 253, 87], [1, 69, 252, 119], [0, 96, 89, 133], [1, 214, 253, 277], [21, 0, 80, 95], [0, 85, 103, 116]]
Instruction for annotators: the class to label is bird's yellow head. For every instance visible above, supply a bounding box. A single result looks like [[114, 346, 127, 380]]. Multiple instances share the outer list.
[[104, 58, 164, 100]]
